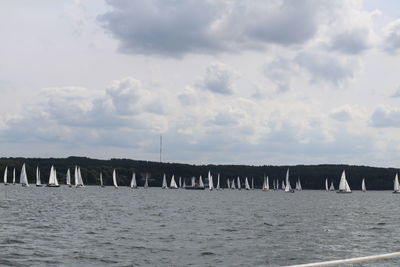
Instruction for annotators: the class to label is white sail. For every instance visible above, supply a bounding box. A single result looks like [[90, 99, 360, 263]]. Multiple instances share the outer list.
[[74, 166, 79, 186], [297, 178, 302, 190], [251, 178, 254, 190], [3, 166, 8, 184], [227, 179, 230, 189], [99, 172, 103, 187], [66, 169, 71, 186], [76, 167, 84, 187], [199, 175, 204, 187], [361, 178, 366, 192], [284, 169, 292, 192], [266, 176, 269, 190], [216, 173, 220, 190], [245, 177, 250, 190], [231, 179, 236, 189], [338, 170, 351, 192], [237, 177, 241, 189], [183, 179, 186, 188], [112, 169, 118, 188], [191, 176, 195, 187], [179, 177, 182, 188], [394, 174, 399, 192], [130, 173, 137, 188], [170, 175, 178, 189], [36, 167, 41, 186], [262, 176, 267, 191], [281, 180, 285, 190], [48, 165, 55, 185], [325, 178, 329, 191], [19, 163, 29, 186], [13, 168, 16, 185], [208, 171, 213, 190], [54, 169, 59, 186], [162, 173, 168, 189], [329, 181, 335, 191], [144, 174, 149, 188]]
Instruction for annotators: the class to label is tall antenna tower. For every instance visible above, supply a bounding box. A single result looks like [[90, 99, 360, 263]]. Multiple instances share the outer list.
[[160, 134, 162, 163]]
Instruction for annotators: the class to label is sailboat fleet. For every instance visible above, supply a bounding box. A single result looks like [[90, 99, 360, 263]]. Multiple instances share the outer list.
[[1, 164, 399, 192]]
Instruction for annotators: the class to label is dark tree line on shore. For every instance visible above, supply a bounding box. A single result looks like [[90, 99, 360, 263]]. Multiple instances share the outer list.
[[0, 156, 398, 190]]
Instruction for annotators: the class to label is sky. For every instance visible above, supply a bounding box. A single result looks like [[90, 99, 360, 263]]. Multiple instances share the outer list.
[[1, 0, 400, 167]]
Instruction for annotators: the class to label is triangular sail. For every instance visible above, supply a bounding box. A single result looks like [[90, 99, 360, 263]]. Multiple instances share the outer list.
[[112, 169, 118, 188], [231, 179, 236, 189], [361, 178, 366, 192], [162, 173, 168, 189], [266, 176, 269, 190], [329, 181, 335, 191], [76, 167, 84, 187], [74, 166, 79, 186], [262, 176, 266, 191], [48, 165, 55, 185], [13, 168, 16, 185], [237, 177, 241, 189], [208, 171, 213, 190], [199, 175, 204, 187], [191, 176, 195, 187], [251, 178, 254, 190], [216, 173, 220, 190], [284, 169, 291, 192], [183, 179, 186, 188], [99, 172, 103, 187], [130, 173, 137, 188], [227, 179, 230, 189], [394, 174, 399, 192], [297, 178, 302, 190], [66, 169, 71, 186], [19, 163, 29, 186], [144, 174, 149, 188], [36, 166, 41, 186], [179, 177, 182, 188], [325, 178, 329, 191], [338, 170, 351, 192], [281, 180, 285, 190], [170, 175, 178, 189], [3, 166, 8, 184], [245, 177, 250, 190]]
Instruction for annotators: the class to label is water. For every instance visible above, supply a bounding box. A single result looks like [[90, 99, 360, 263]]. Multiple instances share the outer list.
[[1, 187, 400, 267]]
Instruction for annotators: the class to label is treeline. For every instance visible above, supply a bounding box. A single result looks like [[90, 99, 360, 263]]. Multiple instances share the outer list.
[[0, 156, 398, 190]]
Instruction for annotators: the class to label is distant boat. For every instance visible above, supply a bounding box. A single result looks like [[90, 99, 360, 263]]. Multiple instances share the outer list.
[[199, 175, 204, 188], [231, 179, 236, 189], [162, 173, 168, 189], [296, 178, 302, 190], [191, 176, 195, 187], [3, 166, 8, 185], [251, 178, 254, 190], [227, 178, 231, 189], [170, 175, 178, 189], [393, 173, 400, 194], [47, 165, 60, 187], [130, 173, 137, 188], [20, 163, 29, 187], [66, 169, 71, 187], [325, 178, 329, 191], [245, 177, 250, 190], [329, 181, 335, 191], [337, 170, 351, 193], [361, 178, 366, 192], [237, 176, 241, 190], [178, 177, 182, 188], [36, 166, 42, 187], [284, 169, 294, 193], [75, 166, 84, 187], [112, 169, 118, 188], [208, 171, 213, 190], [100, 172, 104, 187], [12, 168, 16, 185], [216, 173, 220, 190], [185, 175, 205, 190], [262, 176, 270, 191], [144, 175, 149, 189], [281, 180, 285, 190]]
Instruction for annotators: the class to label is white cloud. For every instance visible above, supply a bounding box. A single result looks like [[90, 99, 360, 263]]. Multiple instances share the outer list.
[[383, 19, 400, 54], [196, 62, 239, 95], [330, 105, 364, 122]]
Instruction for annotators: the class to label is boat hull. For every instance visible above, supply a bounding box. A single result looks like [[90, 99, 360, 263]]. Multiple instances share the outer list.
[[337, 190, 352, 193], [47, 184, 60, 187], [185, 186, 205, 190]]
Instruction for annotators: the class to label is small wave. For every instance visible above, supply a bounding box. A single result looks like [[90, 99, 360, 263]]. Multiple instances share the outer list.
[[201, 251, 215, 256], [1, 238, 25, 244]]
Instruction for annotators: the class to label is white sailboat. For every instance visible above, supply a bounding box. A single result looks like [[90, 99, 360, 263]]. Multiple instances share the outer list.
[[227, 178, 231, 189], [251, 178, 254, 190], [3, 166, 8, 185], [237, 176, 241, 190], [245, 177, 250, 190], [191, 176, 195, 187], [112, 169, 118, 188], [262, 176, 267, 191], [325, 178, 329, 191], [20, 163, 29, 187], [231, 178, 236, 189], [361, 178, 366, 192], [99, 172, 104, 187], [162, 173, 168, 189], [216, 173, 220, 190], [199, 175, 204, 188], [179, 177, 182, 188], [36, 166, 42, 186], [337, 170, 351, 193], [47, 165, 60, 187], [130, 173, 137, 188], [296, 178, 302, 190], [12, 168, 16, 185], [393, 173, 400, 193], [170, 175, 178, 189], [66, 169, 71, 187], [284, 169, 294, 193], [329, 181, 335, 191], [208, 171, 213, 190], [144, 174, 149, 189], [281, 180, 285, 190], [76, 166, 84, 187]]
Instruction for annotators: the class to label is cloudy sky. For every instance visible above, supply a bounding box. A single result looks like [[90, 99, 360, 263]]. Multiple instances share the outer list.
[[1, 0, 400, 167]]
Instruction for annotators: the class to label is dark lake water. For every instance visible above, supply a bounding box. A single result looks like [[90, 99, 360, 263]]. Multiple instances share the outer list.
[[1, 187, 400, 266]]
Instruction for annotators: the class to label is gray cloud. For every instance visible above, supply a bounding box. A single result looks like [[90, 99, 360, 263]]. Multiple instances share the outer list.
[[99, 0, 335, 57], [383, 19, 400, 54], [263, 57, 295, 93], [330, 28, 371, 54], [371, 106, 400, 128], [197, 63, 239, 95]]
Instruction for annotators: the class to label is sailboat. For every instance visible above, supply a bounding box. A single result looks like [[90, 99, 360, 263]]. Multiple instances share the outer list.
[[244, 177, 250, 190], [361, 178, 366, 192], [231, 178, 236, 189], [75, 166, 84, 187], [130, 173, 137, 188], [162, 173, 168, 189], [325, 178, 329, 191], [112, 169, 118, 188], [12, 168, 16, 185], [3, 166, 8, 185], [191, 176, 195, 187], [47, 165, 60, 187], [281, 180, 285, 190], [284, 169, 294, 193], [144, 174, 149, 189], [216, 173, 220, 190], [199, 175, 204, 188], [227, 179, 231, 189], [20, 163, 29, 187], [296, 178, 302, 190], [251, 178, 254, 190], [337, 170, 351, 193], [170, 175, 178, 189], [329, 181, 335, 191], [99, 172, 104, 187], [237, 176, 241, 190], [66, 169, 71, 187], [36, 166, 42, 187], [393, 173, 400, 193], [208, 171, 213, 190], [178, 177, 182, 188]]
